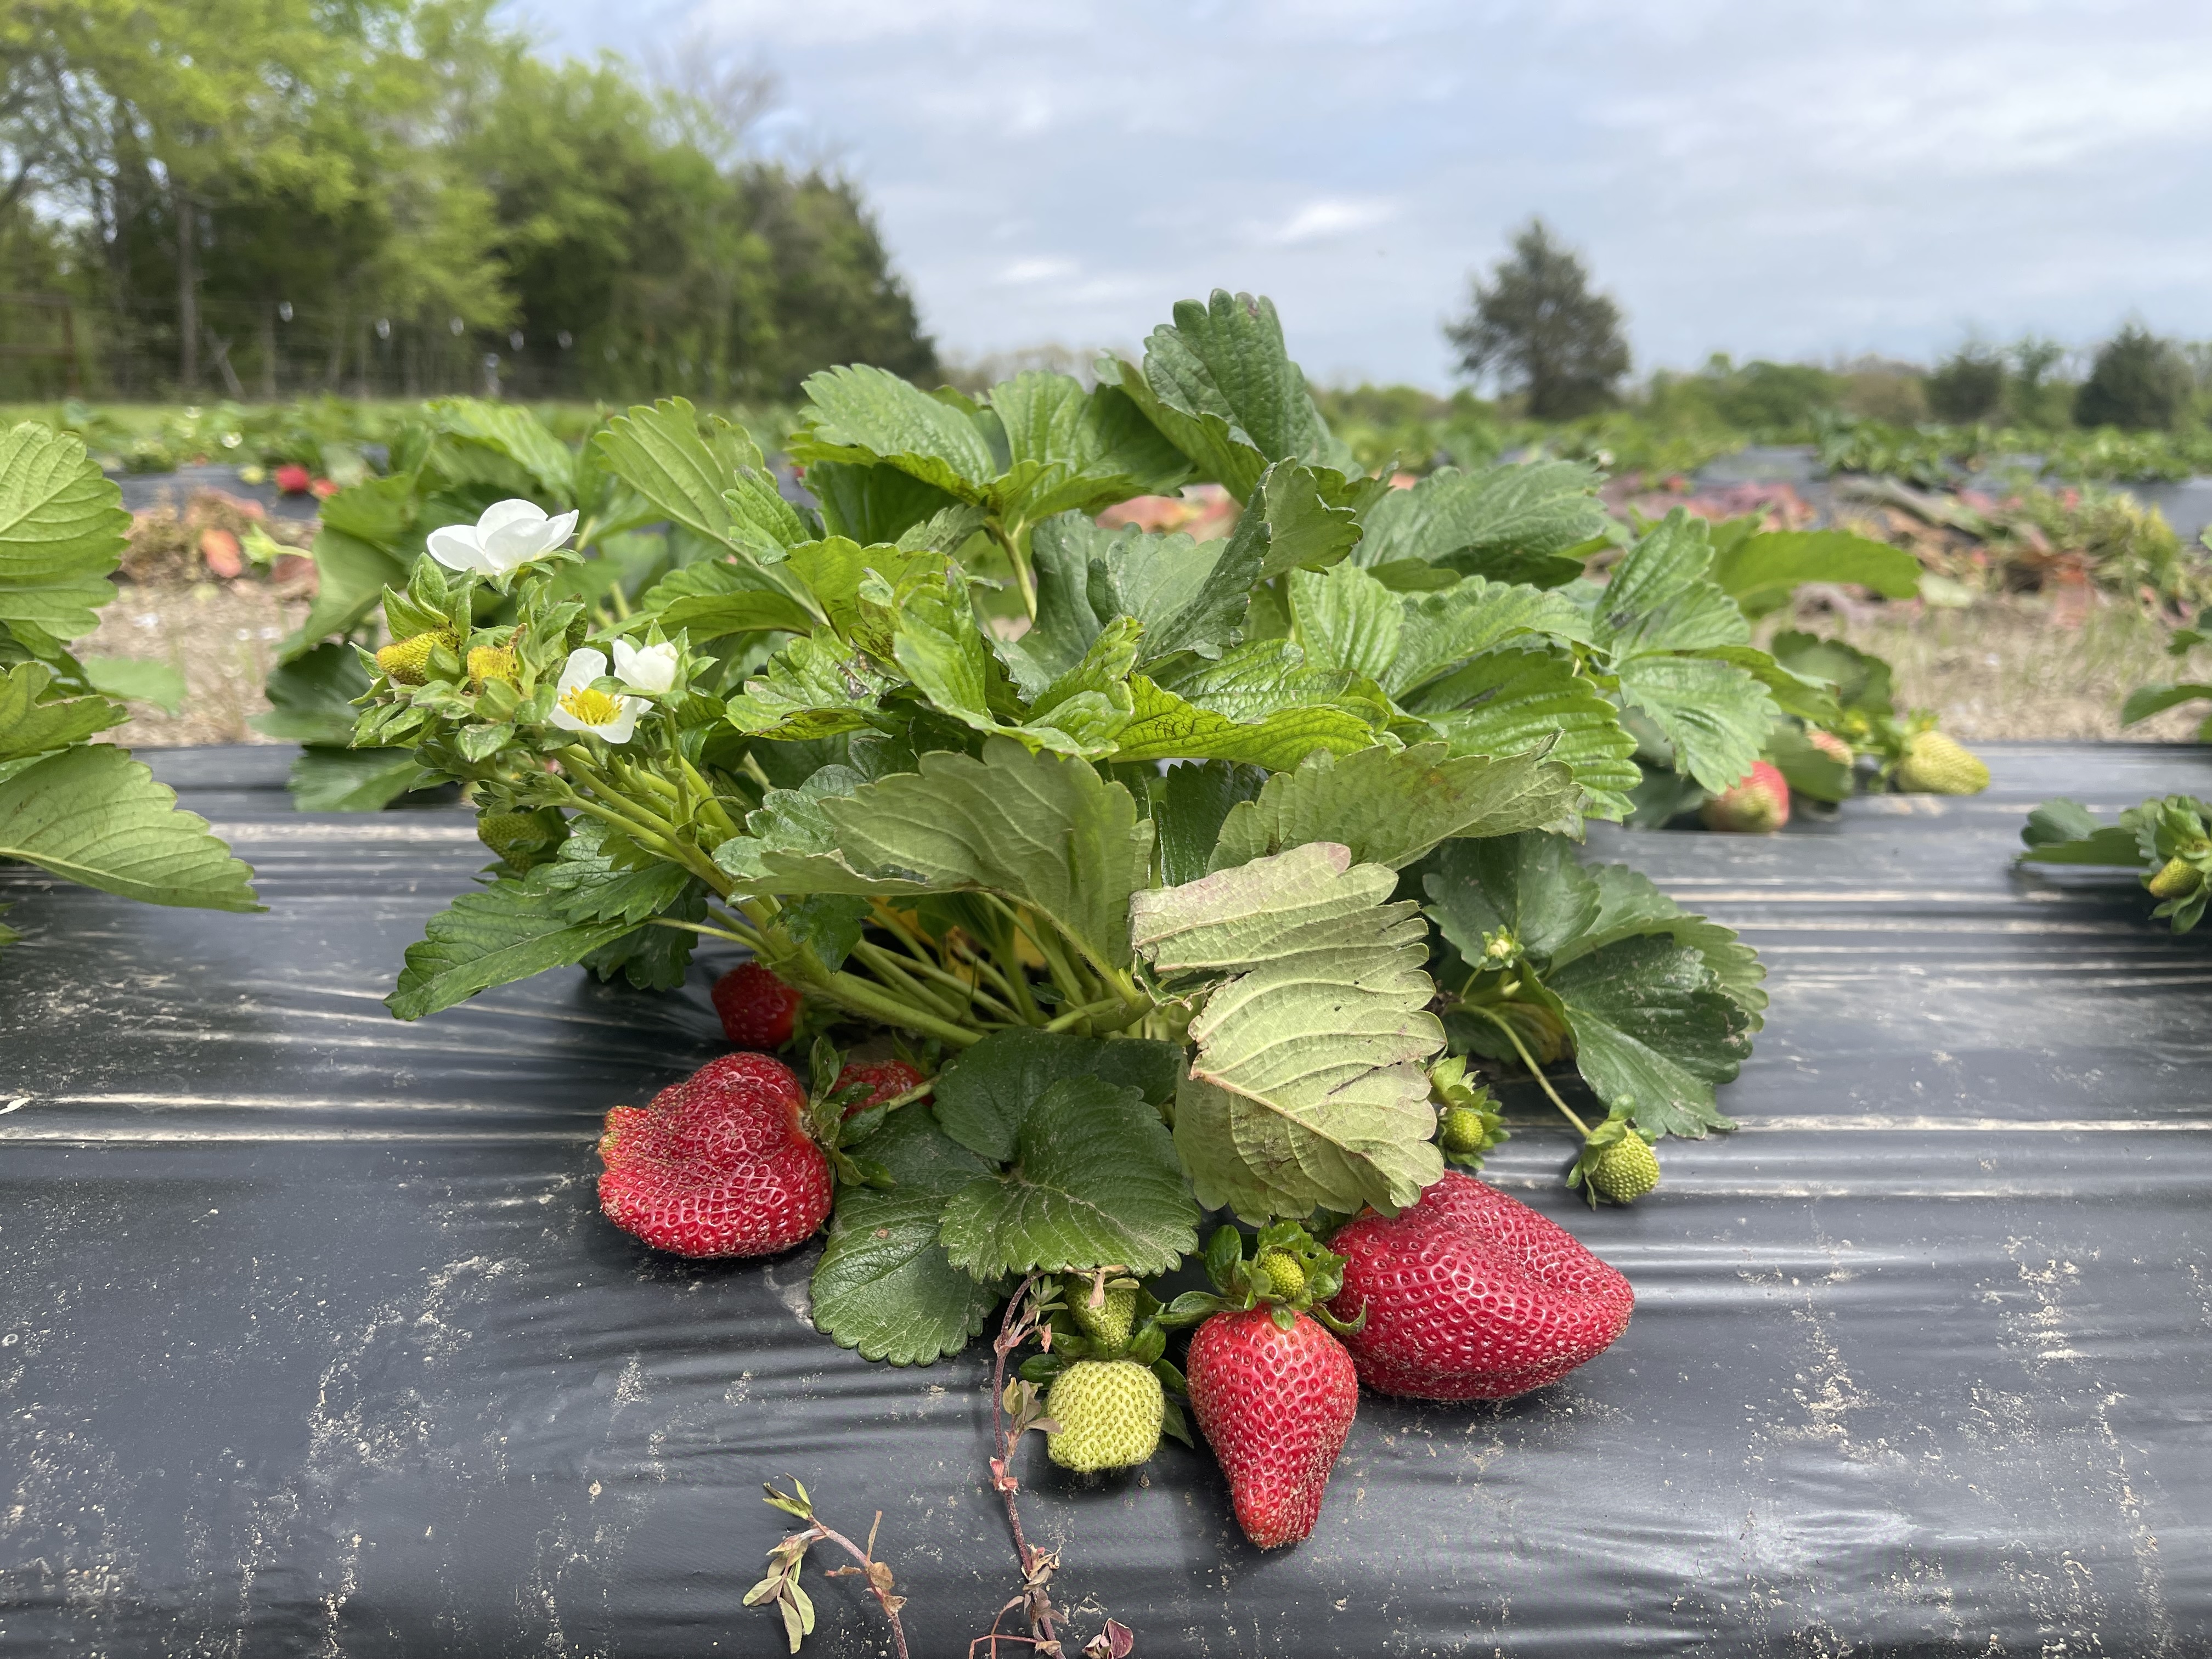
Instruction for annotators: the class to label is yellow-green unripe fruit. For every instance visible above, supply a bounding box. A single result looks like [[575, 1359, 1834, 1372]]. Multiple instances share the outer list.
[[375, 629, 457, 686], [1897, 731, 1989, 795], [477, 808, 564, 871], [1587, 1131, 1661, 1204], [467, 645, 519, 688], [1068, 1286, 1137, 1355], [1045, 1360, 1163, 1472], [1254, 1249, 1305, 1299], [2148, 856, 2203, 900], [1440, 1105, 1492, 1155]]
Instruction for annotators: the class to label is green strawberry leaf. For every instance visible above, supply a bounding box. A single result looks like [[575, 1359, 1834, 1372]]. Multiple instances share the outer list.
[[1769, 630, 1895, 718], [937, 1076, 1200, 1278], [427, 397, 579, 503], [2017, 797, 2147, 866], [0, 423, 131, 646], [1148, 758, 1266, 887], [0, 743, 259, 913], [1354, 460, 1607, 572], [804, 459, 964, 547], [2120, 682, 2212, 726], [1553, 861, 1767, 1030], [77, 656, 185, 715], [1223, 458, 1363, 583], [1586, 511, 1749, 657], [251, 643, 369, 746], [1764, 720, 1855, 804], [1421, 831, 1602, 966], [385, 818, 692, 1020], [812, 1109, 1006, 1366], [285, 745, 422, 812], [1206, 741, 1577, 873], [789, 365, 1002, 498], [1385, 575, 1592, 700], [1410, 645, 1640, 819], [1613, 653, 1778, 794], [1130, 842, 1445, 1221], [631, 555, 820, 643], [0, 661, 125, 758], [1543, 934, 1749, 1137], [1713, 528, 1921, 621], [1096, 290, 1359, 500], [725, 631, 894, 742], [749, 739, 1153, 973], [989, 371, 1193, 524], [930, 1025, 1182, 1164], [1288, 561, 1401, 682], [1111, 674, 1380, 769], [591, 397, 797, 556]]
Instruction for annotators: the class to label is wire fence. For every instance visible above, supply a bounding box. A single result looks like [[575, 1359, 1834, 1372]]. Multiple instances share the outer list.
[[0, 293, 762, 405]]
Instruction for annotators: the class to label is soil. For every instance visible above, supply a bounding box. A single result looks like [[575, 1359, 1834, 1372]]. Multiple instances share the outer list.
[[83, 582, 313, 747]]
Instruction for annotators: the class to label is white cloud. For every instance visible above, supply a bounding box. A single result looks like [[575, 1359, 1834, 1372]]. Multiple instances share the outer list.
[[1266, 197, 1399, 246], [995, 257, 1079, 286]]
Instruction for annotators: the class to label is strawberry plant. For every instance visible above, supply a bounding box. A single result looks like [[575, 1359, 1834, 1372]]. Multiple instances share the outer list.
[[2020, 794, 2212, 932], [280, 290, 1788, 1643], [0, 423, 258, 953]]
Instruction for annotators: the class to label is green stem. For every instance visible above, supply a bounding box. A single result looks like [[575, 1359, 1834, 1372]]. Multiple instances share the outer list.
[[849, 939, 973, 1024], [645, 917, 753, 946], [812, 969, 985, 1048], [990, 520, 1038, 620], [1462, 1004, 1591, 1137], [1040, 995, 1137, 1035], [864, 926, 1020, 1020]]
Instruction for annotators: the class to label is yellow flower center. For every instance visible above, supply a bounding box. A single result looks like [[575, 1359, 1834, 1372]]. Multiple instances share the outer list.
[[560, 685, 622, 726]]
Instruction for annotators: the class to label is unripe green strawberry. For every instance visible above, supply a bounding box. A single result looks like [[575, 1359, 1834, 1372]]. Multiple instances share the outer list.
[[1440, 1105, 1494, 1156], [375, 629, 457, 686], [2148, 855, 2202, 900], [1068, 1286, 1137, 1356], [1045, 1359, 1163, 1472], [1585, 1129, 1661, 1204], [1254, 1249, 1306, 1299], [477, 808, 565, 872], [1896, 730, 1989, 795]]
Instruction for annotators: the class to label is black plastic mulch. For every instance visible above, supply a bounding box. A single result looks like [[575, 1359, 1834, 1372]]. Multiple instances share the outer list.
[[3, 743, 2210, 1656]]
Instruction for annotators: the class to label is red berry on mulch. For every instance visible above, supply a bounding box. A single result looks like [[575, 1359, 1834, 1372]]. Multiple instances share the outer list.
[[596, 1053, 831, 1259], [712, 961, 801, 1049]]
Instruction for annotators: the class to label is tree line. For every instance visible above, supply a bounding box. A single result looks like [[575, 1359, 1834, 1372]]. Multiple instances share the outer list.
[[1452, 220, 2210, 433], [0, 1, 938, 401]]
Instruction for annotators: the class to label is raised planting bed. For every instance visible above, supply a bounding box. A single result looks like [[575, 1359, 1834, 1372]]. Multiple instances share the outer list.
[[4, 741, 2209, 1656]]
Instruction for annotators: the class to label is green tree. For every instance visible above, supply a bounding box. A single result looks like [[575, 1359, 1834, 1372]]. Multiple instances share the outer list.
[[2075, 324, 2191, 431], [1925, 344, 2004, 424], [1446, 220, 1630, 419]]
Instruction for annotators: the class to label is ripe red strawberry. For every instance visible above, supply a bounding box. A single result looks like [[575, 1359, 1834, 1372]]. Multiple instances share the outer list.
[[1185, 1307, 1358, 1549], [1700, 759, 1790, 833], [273, 462, 312, 495], [596, 1053, 831, 1258], [1326, 1171, 1633, 1401], [712, 961, 802, 1049], [831, 1058, 927, 1118]]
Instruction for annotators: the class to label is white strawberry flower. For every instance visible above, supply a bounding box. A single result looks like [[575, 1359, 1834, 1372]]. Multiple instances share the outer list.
[[548, 647, 649, 743], [426, 499, 579, 576], [611, 638, 680, 696]]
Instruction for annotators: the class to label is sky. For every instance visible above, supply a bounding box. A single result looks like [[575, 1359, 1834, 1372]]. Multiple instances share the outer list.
[[506, 0, 2212, 390]]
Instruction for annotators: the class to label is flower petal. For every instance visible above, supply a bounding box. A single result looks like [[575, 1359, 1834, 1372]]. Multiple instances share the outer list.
[[425, 524, 491, 573], [540, 510, 580, 552], [612, 638, 679, 695], [600, 696, 649, 745], [555, 647, 608, 697], [475, 498, 549, 537]]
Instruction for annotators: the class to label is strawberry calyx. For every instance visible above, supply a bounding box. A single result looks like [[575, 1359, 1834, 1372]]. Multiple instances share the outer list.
[[1158, 1222, 1365, 1338]]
